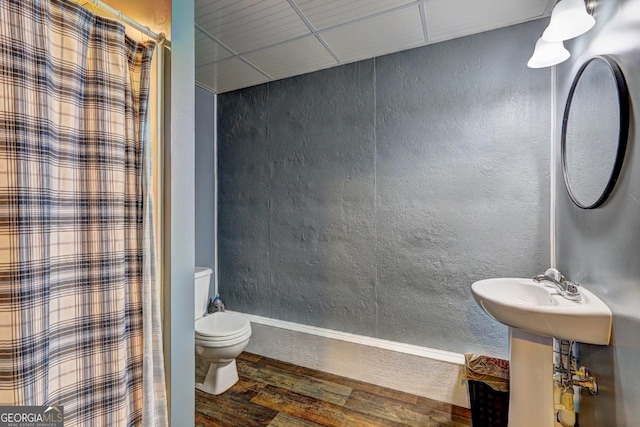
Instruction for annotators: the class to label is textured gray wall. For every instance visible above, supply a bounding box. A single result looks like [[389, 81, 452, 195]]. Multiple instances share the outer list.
[[555, 1, 640, 425], [195, 86, 217, 297], [217, 20, 551, 357]]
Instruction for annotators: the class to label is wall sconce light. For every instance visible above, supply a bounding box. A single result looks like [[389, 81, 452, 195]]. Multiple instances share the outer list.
[[543, 0, 596, 42], [527, 0, 595, 68], [527, 37, 571, 68]]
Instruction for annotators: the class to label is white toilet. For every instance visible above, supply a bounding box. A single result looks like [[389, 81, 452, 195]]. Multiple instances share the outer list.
[[194, 266, 252, 395]]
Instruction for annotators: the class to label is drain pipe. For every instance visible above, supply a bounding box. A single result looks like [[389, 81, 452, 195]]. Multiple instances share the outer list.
[[553, 340, 599, 427]]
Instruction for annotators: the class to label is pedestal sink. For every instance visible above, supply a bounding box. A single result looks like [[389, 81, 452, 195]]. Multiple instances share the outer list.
[[471, 278, 612, 427]]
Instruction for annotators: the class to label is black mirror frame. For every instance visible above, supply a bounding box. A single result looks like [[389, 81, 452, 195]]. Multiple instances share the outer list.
[[561, 55, 630, 209]]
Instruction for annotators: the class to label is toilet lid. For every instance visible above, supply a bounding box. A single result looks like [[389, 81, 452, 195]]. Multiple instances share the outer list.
[[195, 312, 250, 339]]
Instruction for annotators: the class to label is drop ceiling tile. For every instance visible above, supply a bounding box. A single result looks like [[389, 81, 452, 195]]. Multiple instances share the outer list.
[[320, 5, 425, 64], [195, 0, 311, 54], [295, 0, 415, 31], [196, 58, 270, 94], [425, 0, 549, 43], [243, 36, 338, 80], [195, 28, 232, 67]]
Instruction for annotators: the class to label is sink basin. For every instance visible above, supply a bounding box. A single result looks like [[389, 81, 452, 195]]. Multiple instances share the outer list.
[[472, 278, 612, 345]]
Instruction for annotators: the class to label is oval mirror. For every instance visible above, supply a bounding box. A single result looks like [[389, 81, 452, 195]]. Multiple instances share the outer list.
[[561, 55, 629, 209]]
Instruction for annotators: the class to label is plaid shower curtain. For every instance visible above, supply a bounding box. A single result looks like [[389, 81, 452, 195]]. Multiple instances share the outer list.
[[0, 0, 167, 425]]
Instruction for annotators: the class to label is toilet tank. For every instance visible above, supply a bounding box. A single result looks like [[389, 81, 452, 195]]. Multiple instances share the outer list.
[[195, 266, 213, 320]]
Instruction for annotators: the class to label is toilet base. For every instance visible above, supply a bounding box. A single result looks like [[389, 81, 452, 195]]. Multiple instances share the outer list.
[[196, 359, 239, 395]]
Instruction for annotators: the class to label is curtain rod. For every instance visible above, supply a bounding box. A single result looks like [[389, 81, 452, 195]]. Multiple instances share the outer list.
[[85, 0, 171, 50]]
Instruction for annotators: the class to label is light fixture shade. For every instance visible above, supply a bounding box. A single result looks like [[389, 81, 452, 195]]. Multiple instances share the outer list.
[[527, 37, 570, 68], [542, 0, 595, 42]]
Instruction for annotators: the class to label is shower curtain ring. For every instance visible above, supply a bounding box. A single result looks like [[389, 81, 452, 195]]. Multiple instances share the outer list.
[[143, 26, 152, 42]]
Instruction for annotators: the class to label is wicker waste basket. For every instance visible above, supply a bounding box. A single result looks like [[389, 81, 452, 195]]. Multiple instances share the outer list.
[[464, 353, 510, 427]]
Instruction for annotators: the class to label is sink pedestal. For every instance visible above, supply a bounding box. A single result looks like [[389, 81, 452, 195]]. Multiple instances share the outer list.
[[471, 277, 612, 425], [509, 328, 554, 427]]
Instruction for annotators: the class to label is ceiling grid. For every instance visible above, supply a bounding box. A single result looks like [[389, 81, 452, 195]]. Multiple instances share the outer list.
[[195, 0, 555, 93]]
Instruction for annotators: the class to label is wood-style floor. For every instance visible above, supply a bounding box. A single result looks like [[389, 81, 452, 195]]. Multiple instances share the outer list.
[[195, 352, 471, 427]]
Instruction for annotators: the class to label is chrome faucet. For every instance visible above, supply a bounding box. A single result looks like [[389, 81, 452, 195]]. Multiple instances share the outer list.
[[533, 268, 582, 301]]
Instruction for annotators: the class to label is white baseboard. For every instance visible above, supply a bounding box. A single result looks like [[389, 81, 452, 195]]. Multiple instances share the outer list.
[[232, 311, 470, 409]]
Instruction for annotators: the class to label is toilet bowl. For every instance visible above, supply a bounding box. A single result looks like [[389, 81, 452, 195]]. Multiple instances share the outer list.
[[194, 267, 252, 395]]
